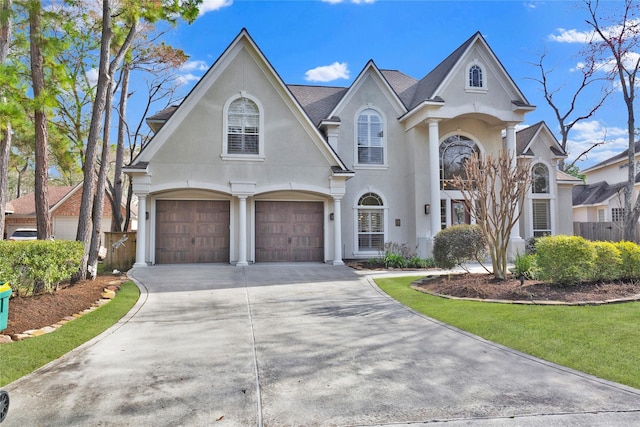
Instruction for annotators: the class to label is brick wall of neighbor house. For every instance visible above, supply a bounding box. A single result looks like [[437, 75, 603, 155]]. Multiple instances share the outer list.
[[55, 189, 116, 216]]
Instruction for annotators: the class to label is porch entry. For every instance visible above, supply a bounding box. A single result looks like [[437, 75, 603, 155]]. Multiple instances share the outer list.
[[440, 199, 471, 230]]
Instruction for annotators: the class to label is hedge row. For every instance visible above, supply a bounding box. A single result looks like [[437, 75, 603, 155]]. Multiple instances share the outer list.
[[531, 235, 640, 286], [0, 240, 84, 295]]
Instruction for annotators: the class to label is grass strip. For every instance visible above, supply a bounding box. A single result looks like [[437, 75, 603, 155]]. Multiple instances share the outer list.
[[376, 276, 640, 390], [0, 281, 140, 387]]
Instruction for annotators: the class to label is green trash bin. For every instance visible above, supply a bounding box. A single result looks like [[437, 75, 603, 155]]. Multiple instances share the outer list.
[[0, 282, 11, 332]]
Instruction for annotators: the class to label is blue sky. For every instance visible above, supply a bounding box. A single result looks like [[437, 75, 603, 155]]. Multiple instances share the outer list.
[[144, 0, 632, 170]]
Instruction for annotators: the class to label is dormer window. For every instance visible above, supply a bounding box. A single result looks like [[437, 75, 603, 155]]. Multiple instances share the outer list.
[[469, 65, 483, 88]]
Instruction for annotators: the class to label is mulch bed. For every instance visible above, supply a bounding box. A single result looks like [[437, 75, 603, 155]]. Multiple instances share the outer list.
[[414, 273, 640, 303], [3, 274, 125, 336]]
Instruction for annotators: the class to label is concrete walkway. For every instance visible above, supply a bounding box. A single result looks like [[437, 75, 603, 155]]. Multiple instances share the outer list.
[[3, 264, 640, 426]]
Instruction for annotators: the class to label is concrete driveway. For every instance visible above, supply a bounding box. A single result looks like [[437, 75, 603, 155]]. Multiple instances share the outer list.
[[3, 264, 640, 426]]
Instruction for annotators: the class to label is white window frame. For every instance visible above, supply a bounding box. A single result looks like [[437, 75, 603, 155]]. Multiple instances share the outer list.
[[222, 92, 265, 161], [353, 190, 388, 256], [354, 105, 388, 170], [612, 207, 625, 223], [528, 160, 555, 238], [465, 60, 488, 93]]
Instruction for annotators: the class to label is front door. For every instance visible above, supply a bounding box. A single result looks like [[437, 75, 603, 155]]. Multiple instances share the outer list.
[[451, 200, 471, 225]]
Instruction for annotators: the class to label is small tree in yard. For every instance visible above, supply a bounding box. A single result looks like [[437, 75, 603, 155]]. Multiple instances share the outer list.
[[451, 150, 531, 280]]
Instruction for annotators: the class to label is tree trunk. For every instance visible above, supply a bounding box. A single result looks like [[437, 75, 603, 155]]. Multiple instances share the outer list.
[[0, 0, 11, 240], [87, 79, 113, 279], [623, 95, 637, 242], [74, 0, 113, 282], [112, 63, 130, 232], [29, 0, 51, 240]]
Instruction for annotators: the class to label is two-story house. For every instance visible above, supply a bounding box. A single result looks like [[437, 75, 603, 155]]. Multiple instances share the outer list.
[[573, 141, 640, 224], [125, 29, 575, 266]]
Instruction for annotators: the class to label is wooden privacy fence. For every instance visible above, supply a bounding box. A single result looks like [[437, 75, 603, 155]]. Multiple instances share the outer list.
[[103, 231, 137, 272], [573, 222, 640, 243]]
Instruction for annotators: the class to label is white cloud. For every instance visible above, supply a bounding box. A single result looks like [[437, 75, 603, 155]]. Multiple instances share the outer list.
[[305, 62, 349, 82], [177, 73, 201, 86], [199, 0, 233, 15], [548, 28, 592, 44], [180, 60, 208, 72], [86, 68, 99, 87], [565, 120, 629, 166]]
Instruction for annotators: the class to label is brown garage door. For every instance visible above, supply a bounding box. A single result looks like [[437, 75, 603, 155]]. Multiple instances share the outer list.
[[255, 201, 324, 262], [155, 200, 230, 264]]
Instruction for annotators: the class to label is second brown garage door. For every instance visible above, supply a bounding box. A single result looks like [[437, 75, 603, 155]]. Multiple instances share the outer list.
[[255, 201, 324, 262], [155, 200, 230, 264]]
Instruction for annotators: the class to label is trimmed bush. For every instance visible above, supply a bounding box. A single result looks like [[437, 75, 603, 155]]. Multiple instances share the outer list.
[[433, 224, 486, 270], [591, 241, 622, 281], [0, 240, 84, 295], [615, 241, 640, 280], [535, 235, 595, 286]]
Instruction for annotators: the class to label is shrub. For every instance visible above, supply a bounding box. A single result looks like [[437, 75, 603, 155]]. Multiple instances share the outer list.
[[408, 256, 435, 269], [433, 224, 487, 270], [535, 235, 595, 286], [0, 240, 84, 295], [511, 251, 537, 280], [615, 241, 640, 280], [383, 252, 407, 268], [591, 241, 622, 282]]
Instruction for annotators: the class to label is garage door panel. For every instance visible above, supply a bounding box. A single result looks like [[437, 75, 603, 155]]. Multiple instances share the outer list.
[[156, 200, 229, 264], [256, 201, 323, 262]]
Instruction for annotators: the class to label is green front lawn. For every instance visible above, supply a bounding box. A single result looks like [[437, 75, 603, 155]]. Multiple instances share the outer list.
[[376, 276, 640, 390], [0, 281, 140, 387]]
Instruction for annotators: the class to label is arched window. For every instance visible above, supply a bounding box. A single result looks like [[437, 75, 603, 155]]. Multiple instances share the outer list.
[[439, 135, 480, 189], [469, 65, 483, 88], [357, 192, 384, 251], [227, 97, 260, 155], [532, 163, 549, 194], [531, 162, 551, 237], [357, 109, 384, 165]]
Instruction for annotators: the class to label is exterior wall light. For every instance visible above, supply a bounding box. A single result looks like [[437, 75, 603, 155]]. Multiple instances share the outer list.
[[424, 204, 430, 215]]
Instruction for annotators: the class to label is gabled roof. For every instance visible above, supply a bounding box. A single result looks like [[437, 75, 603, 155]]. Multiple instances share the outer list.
[[573, 181, 626, 206], [409, 34, 477, 108], [130, 28, 351, 173], [406, 31, 532, 111], [326, 60, 407, 121], [142, 31, 534, 138], [507, 121, 567, 157], [379, 70, 419, 108], [8, 185, 77, 216], [583, 140, 640, 173], [287, 85, 348, 126]]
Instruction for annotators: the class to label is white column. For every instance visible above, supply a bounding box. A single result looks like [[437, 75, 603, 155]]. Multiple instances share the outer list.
[[505, 124, 516, 165], [133, 194, 147, 268], [505, 124, 522, 240], [428, 120, 441, 238], [237, 195, 248, 266], [332, 197, 343, 265]]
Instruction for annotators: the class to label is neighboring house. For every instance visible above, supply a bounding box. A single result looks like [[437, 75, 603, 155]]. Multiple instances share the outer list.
[[4, 184, 129, 241], [573, 141, 640, 224], [125, 29, 576, 266]]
